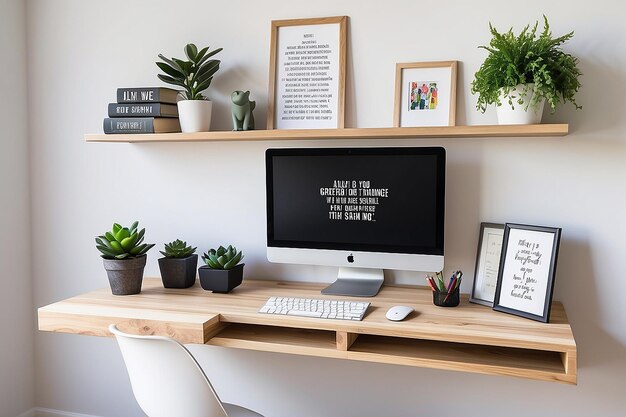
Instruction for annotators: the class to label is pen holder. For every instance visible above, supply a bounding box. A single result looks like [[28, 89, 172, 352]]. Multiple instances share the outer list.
[[433, 287, 460, 307]]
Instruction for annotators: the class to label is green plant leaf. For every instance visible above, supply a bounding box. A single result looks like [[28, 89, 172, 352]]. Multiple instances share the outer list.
[[156, 61, 185, 79], [115, 227, 130, 242], [184, 43, 198, 61], [109, 240, 123, 253], [120, 233, 139, 250], [194, 46, 209, 63], [157, 54, 185, 75], [195, 48, 223, 67], [97, 245, 116, 257], [157, 74, 186, 89]]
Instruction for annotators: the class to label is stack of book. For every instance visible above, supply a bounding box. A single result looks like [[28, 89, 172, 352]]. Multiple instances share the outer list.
[[103, 87, 181, 134]]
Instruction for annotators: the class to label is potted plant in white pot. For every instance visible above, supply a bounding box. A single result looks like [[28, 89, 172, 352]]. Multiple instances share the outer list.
[[156, 43, 223, 132], [471, 16, 582, 124], [198, 245, 244, 293], [95, 221, 155, 295], [158, 239, 198, 288]]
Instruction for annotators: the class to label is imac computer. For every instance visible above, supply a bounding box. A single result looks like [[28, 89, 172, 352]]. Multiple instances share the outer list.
[[265, 147, 446, 297]]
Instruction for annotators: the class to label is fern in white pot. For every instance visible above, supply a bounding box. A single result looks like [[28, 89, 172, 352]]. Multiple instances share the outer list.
[[471, 16, 582, 125]]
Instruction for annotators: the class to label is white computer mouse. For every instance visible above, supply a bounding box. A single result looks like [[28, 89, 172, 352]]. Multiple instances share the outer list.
[[385, 305, 414, 321]]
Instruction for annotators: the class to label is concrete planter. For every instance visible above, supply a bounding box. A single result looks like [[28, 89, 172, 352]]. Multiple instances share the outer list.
[[158, 254, 198, 288], [103, 255, 147, 295], [198, 264, 244, 293]]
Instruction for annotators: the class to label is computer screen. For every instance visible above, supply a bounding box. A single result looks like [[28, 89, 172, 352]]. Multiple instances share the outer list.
[[265, 147, 446, 296]]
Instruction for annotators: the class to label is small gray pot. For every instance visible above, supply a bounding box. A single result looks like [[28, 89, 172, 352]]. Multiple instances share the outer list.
[[103, 255, 147, 295], [158, 254, 198, 288]]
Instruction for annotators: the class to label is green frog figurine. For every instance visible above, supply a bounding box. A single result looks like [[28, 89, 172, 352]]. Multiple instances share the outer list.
[[231, 90, 256, 131]]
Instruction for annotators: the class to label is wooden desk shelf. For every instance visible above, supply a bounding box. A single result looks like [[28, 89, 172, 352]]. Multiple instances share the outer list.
[[84, 124, 568, 143], [38, 278, 577, 384]]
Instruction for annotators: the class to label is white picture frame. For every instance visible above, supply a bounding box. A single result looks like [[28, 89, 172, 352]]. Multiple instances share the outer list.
[[393, 61, 457, 127], [470, 222, 505, 307]]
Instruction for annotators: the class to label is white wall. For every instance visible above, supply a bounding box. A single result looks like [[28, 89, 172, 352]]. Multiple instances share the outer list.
[[0, 0, 34, 416], [28, 0, 626, 416]]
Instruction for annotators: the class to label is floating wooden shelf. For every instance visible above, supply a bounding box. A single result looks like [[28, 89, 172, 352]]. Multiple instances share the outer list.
[[84, 124, 568, 143], [38, 278, 577, 384]]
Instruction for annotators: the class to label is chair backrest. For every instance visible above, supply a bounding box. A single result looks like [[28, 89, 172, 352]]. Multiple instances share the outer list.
[[109, 324, 228, 417]]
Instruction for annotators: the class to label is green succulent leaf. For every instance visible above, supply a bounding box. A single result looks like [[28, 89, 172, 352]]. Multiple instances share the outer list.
[[201, 245, 243, 269], [115, 227, 130, 242], [109, 240, 123, 253], [96, 222, 154, 259]]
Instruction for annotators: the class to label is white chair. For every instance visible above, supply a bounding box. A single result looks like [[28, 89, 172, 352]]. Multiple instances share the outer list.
[[109, 324, 264, 417]]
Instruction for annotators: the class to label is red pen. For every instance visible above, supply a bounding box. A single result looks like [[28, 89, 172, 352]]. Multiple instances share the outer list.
[[425, 277, 437, 291]]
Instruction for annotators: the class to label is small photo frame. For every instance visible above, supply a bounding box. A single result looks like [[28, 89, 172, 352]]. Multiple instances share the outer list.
[[393, 61, 457, 127], [470, 223, 505, 307], [267, 16, 347, 130], [493, 223, 562, 323]]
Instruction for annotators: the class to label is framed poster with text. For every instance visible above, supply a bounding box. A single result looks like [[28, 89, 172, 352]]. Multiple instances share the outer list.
[[267, 16, 347, 130], [493, 223, 562, 323], [470, 222, 505, 307]]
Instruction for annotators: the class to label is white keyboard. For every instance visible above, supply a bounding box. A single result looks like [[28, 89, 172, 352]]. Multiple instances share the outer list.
[[259, 296, 370, 321]]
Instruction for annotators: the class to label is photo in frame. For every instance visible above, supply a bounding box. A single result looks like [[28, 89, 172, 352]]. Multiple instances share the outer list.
[[393, 61, 457, 127], [267, 16, 347, 130], [493, 223, 562, 323], [470, 223, 505, 307]]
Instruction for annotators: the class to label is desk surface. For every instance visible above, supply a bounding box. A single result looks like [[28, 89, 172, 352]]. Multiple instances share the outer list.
[[38, 278, 577, 384]]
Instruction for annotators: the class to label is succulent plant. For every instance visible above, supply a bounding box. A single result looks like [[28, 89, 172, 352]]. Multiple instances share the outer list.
[[95, 221, 155, 260], [160, 239, 197, 258], [156, 43, 223, 100], [201, 245, 244, 270]]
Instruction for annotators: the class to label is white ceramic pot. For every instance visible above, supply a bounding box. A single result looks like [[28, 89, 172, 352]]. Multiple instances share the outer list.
[[496, 83, 545, 125], [177, 100, 213, 132]]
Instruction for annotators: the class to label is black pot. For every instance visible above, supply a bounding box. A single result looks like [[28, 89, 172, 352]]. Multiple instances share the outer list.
[[158, 254, 198, 288], [198, 263, 244, 293], [102, 255, 147, 296]]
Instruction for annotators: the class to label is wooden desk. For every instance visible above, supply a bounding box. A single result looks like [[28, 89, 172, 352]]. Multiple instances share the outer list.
[[38, 278, 577, 384]]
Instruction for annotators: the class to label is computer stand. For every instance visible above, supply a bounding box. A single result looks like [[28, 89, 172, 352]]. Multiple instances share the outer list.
[[321, 267, 384, 297]]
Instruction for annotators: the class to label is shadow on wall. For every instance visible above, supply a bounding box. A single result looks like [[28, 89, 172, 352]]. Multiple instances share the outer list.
[[543, 55, 626, 138], [557, 236, 626, 403], [344, 25, 357, 128], [455, 61, 468, 127]]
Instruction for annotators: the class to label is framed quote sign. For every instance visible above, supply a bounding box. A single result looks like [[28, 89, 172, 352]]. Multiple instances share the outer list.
[[470, 222, 505, 307], [267, 16, 347, 130], [493, 223, 562, 323]]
